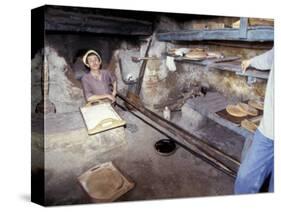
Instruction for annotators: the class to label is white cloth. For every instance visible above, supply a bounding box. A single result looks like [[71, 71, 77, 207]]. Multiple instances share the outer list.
[[166, 56, 176, 72], [250, 48, 274, 140]]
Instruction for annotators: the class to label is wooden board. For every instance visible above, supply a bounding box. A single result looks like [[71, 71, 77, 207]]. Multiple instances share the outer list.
[[209, 60, 269, 79], [80, 103, 126, 135], [78, 162, 135, 203]]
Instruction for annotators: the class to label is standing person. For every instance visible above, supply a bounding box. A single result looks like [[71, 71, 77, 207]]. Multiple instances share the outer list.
[[234, 48, 274, 194], [81, 50, 117, 104]]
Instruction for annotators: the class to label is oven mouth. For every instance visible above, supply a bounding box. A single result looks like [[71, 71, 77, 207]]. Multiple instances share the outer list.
[[154, 139, 177, 156]]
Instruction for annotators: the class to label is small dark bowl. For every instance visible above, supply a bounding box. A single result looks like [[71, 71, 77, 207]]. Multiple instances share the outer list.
[[154, 139, 177, 156]]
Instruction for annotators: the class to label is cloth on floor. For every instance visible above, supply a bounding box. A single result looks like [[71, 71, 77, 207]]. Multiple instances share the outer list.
[[166, 56, 176, 72]]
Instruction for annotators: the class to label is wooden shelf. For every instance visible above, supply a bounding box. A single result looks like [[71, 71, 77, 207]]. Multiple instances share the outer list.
[[185, 92, 253, 138], [173, 56, 269, 80], [157, 26, 273, 42], [209, 62, 269, 79]]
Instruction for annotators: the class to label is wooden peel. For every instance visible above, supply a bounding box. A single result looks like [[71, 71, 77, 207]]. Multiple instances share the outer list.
[[131, 56, 159, 63], [214, 56, 241, 63], [78, 162, 135, 203]]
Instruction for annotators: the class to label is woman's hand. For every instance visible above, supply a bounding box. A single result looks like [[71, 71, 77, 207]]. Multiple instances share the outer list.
[[107, 94, 116, 103], [241, 60, 251, 73]]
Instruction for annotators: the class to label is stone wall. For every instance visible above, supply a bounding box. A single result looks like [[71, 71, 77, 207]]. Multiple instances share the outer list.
[[31, 47, 85, 113]]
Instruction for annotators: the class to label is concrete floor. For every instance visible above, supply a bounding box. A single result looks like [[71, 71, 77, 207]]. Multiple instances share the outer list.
[[31, 105, 242, 206]]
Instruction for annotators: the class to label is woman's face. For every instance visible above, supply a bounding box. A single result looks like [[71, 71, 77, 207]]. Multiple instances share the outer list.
[[87, 54, 101, 70]]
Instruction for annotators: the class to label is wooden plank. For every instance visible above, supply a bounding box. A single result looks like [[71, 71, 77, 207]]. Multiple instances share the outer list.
[[209, 62, 269, 79], [174, 56, 240, 66], [247, 27, 274, 42], [173, 56, 268, 80], [203, 41, 273, 50], [157, 26, 273, 42]]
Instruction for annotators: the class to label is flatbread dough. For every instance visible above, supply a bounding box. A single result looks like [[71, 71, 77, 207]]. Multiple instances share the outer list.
[[226, 105, 248, 117], [185, 50, 207, 60], [237, 102, 258, 116], [241, 119, 258, 133], [248, 99, 264, 110], [86, 168, 124, 200]]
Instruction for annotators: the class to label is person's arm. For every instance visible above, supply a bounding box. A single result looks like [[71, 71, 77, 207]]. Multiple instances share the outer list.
[[87, 94, 114, 102], [81, 77, 114, 103], [112, 81, 117, 97], [242, 48, 274, 72], [250, 48, 274, 70]]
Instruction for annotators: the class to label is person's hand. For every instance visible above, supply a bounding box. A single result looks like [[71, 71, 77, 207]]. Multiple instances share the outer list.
[[112, 90, 117, 97], [107, 94, 116, 103], [241, 59, 251, 73]]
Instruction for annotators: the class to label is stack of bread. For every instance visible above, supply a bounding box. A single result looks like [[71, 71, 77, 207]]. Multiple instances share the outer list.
[[226, 99, 264, 133], [248, 99, 264, 110], [226, 104, 248, 117]]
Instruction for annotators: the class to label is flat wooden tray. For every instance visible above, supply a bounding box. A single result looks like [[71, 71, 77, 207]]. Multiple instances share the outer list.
[[80, 103, 126, 135], [78, 162, 135, 203]]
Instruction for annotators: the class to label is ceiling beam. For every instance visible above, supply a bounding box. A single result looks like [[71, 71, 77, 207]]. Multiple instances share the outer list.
[[45, 7, 153, 36]]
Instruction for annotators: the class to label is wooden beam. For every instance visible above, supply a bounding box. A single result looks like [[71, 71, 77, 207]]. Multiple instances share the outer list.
[[157, 26, 273, 42], [45, 7, 153, 35], [117, 92, 240, 177], [239, 17, 248, 38], [201, 41, 273, 49]]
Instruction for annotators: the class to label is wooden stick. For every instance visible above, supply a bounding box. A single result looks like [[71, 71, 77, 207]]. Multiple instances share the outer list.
[[117, 92, 240, 177], [135, 38, 153, 95]]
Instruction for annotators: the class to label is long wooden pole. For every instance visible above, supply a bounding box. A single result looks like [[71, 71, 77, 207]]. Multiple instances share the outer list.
[[135, 38, 152, 95], [117, 92, 240, 178]]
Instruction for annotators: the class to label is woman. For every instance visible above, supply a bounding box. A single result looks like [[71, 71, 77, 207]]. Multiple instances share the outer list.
[[81, 50, 117, 103]]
